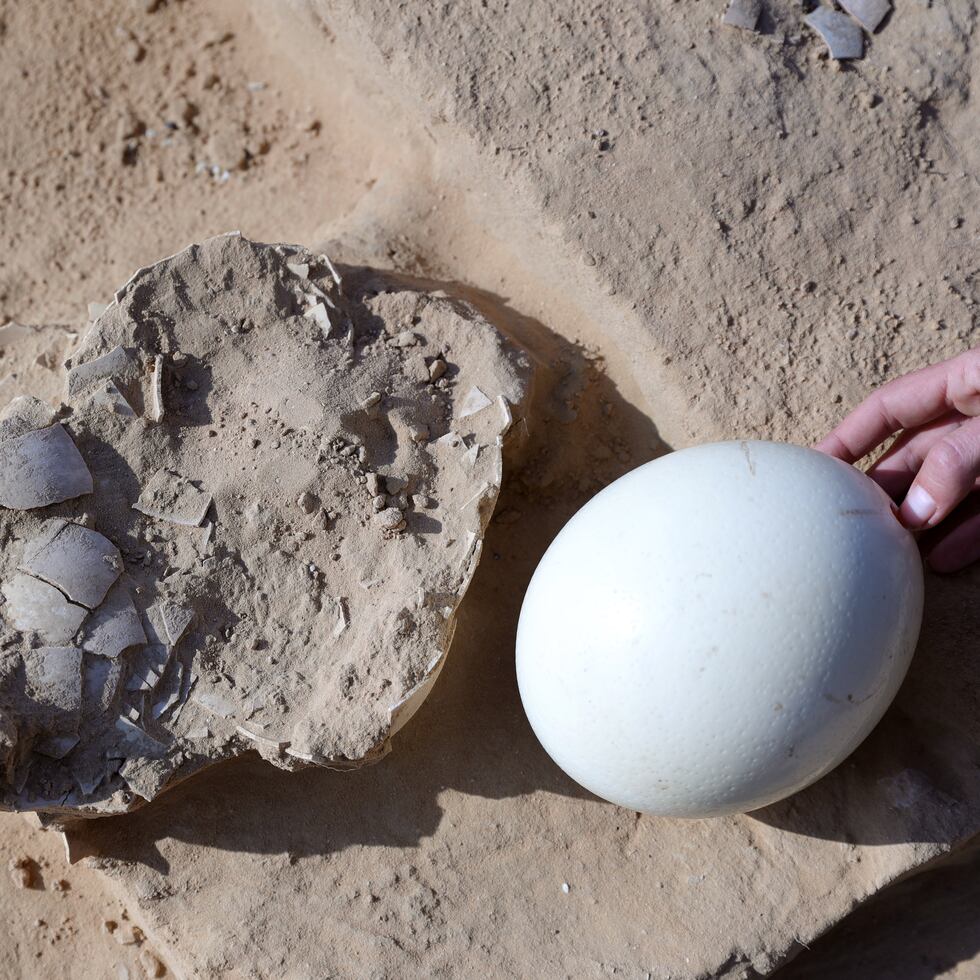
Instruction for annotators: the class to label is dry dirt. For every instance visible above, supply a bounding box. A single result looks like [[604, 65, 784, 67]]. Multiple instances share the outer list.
[[1, 0, 979, 977]]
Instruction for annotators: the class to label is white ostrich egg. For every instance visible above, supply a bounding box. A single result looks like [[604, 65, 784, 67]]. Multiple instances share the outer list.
[[516, 441, 924, 818]]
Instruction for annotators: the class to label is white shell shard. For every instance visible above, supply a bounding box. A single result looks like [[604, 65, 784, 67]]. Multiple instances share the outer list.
[[2, 574, 88, 643], [804, 7, 864, 59], [722, 0, 761, 30], [838, 0, 890, 32], [517, 441, 924, 818], [21, 521, 122, 609], [331, 597, 350, 638], [458, 386, 493, 419], [0, 424, 93, 510], [80, 585, 147, 659], [149, 354, 165, 423], [304, 301, 331, 335], [133, 469, 213, 527], [66, 345, 138, 398], [0, 396, 56, 445], [23, 646, 84, 733], [151, 662, 186, 721], [160, 602, 194, 645], [125, 644, 172, 693], [496, 395, 513, 433], [87, 380, 136, 417]]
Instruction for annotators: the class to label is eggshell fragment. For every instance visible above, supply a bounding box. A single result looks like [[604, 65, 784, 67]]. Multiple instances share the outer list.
[[516, 441, 924, 818], [0, 424, 93, 510]]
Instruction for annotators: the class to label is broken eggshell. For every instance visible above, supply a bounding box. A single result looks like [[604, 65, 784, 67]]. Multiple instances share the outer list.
[[0, 233, 534, 817]]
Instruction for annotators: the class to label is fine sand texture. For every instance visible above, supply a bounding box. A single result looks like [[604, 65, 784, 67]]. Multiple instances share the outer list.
[[1, 0, 979, 977]]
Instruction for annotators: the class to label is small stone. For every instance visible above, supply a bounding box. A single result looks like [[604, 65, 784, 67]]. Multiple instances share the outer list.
[[366, 473, 383, 495], [372, 495, 387, 512], [410, 425, 430, 443], [374, 507, 406, 533], [393, 330, 418, 348], [561, 881, 570, 894], [384, 475, 407, 494], [360, 391, 382, 411], [428, 358, 447, 382], [297, 491, 318, 514]]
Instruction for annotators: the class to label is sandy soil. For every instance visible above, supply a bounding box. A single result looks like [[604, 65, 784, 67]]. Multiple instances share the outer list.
[[1, 0, 979, 976]]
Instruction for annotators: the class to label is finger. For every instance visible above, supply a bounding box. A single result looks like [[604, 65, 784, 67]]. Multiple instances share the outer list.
[[816, 349, 980, 463], [866, 412, 969, 499], [923, 494, 980, 573], [899, 415, 980, 529]]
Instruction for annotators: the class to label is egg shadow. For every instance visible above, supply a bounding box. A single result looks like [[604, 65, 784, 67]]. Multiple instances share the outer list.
[[63, 273, 670, 870], [751, 566, 980, 847]]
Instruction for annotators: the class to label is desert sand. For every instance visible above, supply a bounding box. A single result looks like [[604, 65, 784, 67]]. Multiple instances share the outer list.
[[1, 0, 979, 977]]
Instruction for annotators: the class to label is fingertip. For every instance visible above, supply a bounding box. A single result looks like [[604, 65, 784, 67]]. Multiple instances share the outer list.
[[899, 485, 938, 530], [814, 434, 848, 460]]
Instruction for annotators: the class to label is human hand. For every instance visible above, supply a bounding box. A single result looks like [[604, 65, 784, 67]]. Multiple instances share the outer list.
[[816, 348, 980, 573]]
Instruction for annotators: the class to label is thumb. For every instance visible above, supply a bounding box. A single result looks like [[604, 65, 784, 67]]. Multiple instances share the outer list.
[[900, 416, 980, 529]]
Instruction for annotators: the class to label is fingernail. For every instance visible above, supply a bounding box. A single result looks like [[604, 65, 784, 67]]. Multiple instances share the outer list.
[[901, 485, 937, 528]]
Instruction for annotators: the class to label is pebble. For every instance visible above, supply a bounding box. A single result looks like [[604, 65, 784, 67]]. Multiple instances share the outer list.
[[366, 473, 383, 495], [393, 330, 418, 348], [360, 391, 382, 411], [372, 495, 387, 512], [297, 492, 317, 514], [374, 507, 407, 533], [428, 358, 447, 381]]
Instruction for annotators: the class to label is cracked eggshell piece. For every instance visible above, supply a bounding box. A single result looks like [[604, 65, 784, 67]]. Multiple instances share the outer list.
[[0, 424, 93, 510], [21, 522, 122, 609], [517, 441, 924, 818], [2, 574, 89, 644]]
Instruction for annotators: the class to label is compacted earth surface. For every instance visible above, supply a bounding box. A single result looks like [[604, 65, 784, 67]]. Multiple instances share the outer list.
[[1, 0, 979, 977]]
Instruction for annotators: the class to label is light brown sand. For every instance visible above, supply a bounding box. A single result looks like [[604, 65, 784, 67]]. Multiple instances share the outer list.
[[0, 0, 978, 976]]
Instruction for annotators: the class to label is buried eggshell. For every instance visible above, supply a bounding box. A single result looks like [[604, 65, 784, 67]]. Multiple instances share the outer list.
[[2, 575, 89, 644], [0, 424, 93, 510], [804, 6, 864, 59], [79, 584, 147, 659], [21, 521, 122, 609], [517, 441, 924, 818], [66, 345, 139, 397], [0, 234, 534, 816]]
